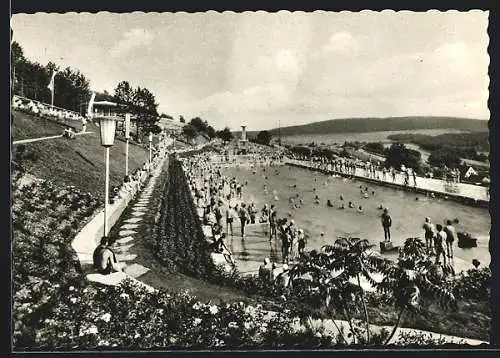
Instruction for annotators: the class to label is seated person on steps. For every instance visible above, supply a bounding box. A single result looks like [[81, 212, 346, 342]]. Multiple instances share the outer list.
[[92, 236, 124, 275]]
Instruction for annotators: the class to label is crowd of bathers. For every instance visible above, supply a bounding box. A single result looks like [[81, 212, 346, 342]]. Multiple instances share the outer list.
[[181, 152, 310, 267], [183, 146, 465, 266], [287, 152, 419, 187], [422, 217, 459, 266], [215, 142, 285, 166]]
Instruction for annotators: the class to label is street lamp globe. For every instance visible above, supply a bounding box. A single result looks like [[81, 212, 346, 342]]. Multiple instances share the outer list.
[[99, 116, 117, 147], [124, 113, 131, 140], [149, 131, 153, 143], [93, 101, 119, 147]]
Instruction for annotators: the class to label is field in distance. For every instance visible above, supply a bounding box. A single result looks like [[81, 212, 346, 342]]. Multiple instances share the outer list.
[[279, 129, 470, 146]]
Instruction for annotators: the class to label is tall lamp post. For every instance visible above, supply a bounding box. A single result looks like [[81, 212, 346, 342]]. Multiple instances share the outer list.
[[148, 132, 153, 166], [96, 109, 118, 238], [124, 113, 131, 176]]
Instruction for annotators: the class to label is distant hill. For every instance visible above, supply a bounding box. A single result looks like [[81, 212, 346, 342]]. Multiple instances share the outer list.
[[253, 117, 489, 137]]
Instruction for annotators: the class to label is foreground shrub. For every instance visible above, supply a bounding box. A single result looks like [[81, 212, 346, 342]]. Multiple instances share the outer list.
[[446, 267, 491, 300], [12, 177, 100, 292], [17, 279, 342, 350], [12, 173, 101, 348], [395, 331, 465, 347]]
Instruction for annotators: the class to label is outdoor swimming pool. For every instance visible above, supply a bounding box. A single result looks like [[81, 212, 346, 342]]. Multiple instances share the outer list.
[[219, 164, 491, 274]]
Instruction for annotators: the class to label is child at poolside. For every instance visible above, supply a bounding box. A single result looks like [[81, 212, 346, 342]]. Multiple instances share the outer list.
[[434, 224, 448, 265]]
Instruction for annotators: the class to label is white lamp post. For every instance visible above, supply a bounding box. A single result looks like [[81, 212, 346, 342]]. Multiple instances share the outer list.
[[124, 113, 131, 176], [148, 131, 153, 166], [99, 116, 117, 238]]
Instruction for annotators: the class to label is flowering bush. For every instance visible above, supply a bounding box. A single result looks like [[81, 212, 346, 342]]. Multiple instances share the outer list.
[[394, 331, 466, 347], [12, 174, 100, 348], [16, 279, 340, 350], [445, 267, 491, 301]]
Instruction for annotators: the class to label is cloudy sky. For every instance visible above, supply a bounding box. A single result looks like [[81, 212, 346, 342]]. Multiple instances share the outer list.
[[11, 11, 489, 130]]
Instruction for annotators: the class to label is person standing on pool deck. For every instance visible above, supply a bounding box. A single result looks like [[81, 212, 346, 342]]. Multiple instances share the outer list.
[[226, 204, 235, 236], [214, 200, 224, 227], [422, 217, 435, 254], [381, 208, 392, 242], [297, 229, 307, 255], [443, 219, 457, 260], [248, 202, 258, 224], [238, 203, 250, 238], [434, 224, 447, 265], [269, 206, 277, 240], [282, 229, 291, 264]]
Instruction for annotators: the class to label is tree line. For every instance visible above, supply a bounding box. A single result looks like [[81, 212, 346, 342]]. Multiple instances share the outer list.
[[11, 40, 234, 142], [12, 41, 169, 139], [12, 41, 90, 113]]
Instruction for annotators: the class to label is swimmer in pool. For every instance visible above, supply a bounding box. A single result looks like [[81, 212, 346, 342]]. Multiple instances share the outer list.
[[348, 201, 354, 208], [378, 204, 383, 210], [357, 205, 363, 213], [327, 199, 334, 207], [299, 198, 304, 205], [363, 192, 369, 199], [340, 195, 344, 201]]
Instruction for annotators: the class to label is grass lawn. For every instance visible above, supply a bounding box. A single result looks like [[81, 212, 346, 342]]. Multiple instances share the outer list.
[[12, 110, 149, 202]]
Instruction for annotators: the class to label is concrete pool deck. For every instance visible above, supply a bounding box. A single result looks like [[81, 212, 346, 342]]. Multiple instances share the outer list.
[[285, 158, 489, 207]]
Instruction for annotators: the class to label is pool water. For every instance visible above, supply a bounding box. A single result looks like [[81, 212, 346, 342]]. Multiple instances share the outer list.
[[220, 164, 491, 273]]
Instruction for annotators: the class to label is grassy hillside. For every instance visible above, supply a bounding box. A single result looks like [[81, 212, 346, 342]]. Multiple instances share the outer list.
[[12, 110, 149, 201], [259, 116, 489, 136]]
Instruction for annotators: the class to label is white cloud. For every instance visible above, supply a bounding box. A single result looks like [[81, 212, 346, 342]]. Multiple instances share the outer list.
[[312, 31, 358, 59], [109, 28, 154, 57]]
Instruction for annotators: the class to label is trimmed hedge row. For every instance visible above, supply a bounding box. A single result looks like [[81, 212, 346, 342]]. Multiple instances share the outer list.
[[154, 158, 217, 278]]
